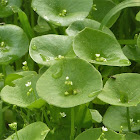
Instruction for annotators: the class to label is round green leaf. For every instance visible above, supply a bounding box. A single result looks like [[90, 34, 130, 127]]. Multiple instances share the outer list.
[[6, 122, 49, 140], [75, 128, 125, 140], [91, 0, 120, 28], [36, 58, 103, 108], [73, 28, 131, 66], [1, 71, 45, 108], [103, 105, 140, 131], [98, 73, 140, 107], [0, 25, 29, 65], [0, 0, 21, 18], [31, 0, 93, 26], [29, 35, 73, 66], [123, 45, 140, 63], [66, 19, 115, 37]]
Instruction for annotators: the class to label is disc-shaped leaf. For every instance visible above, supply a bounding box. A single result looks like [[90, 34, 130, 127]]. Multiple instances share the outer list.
[[98, 73, 140, 107], [29, 35, 73, 66], [73, 28, 130, 66], [103, 105, 140, 131], [75, 128, 125, 140], [0, 0, 21, 18], [66, 19, 115, 37], [36, 58, 103, 108], [31, 0, 93, 26], [6, 122, 49, 140], [1, 71, 45, 108], [0, 25, 29, 65]]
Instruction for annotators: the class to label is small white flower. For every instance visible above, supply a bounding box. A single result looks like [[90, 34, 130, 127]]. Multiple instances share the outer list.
[[102, 126, 108, 132], [23, 61, 27, 65], [95, 54, 100, 57], [66, 76, 69, 80], [25, 81, 31, 87], [60, 112, 66, 117]]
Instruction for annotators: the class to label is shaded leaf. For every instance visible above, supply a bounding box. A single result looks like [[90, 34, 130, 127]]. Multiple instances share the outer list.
[[98, 73, 140, 107], [103, 105, 140, 131], [0, 25, 29, 65]]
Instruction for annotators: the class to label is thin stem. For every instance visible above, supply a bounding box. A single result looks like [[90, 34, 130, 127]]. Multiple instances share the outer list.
[[42, 109, 52, 129], [15, 130, 19, 140], [32, 89, 37, 101], [118, 39, 137, 45], [70, 107, 75, 140], [126, 107, 131, 132], [30, 7, 35, 28], [47, 21, 58, 34], [2, 65, 6, 77], [2, 65, 6, 85], [14, 13, 18, 25]]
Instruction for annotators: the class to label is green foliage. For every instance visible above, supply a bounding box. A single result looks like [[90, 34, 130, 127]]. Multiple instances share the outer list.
[[6, 122, 49, 140], [0, 0, 140, 139]]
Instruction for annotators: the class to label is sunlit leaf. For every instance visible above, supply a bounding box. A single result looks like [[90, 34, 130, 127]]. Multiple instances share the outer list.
[[36, 58, 103, 108]]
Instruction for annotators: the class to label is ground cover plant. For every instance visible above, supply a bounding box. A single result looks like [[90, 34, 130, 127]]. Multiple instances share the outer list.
[[0, 0, 140, 139]]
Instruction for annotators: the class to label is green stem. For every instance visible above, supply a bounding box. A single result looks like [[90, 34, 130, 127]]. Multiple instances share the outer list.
[[47, 21, 58, 34], [42, 109, 52, 129], [2, 65, 6, 85], [14, 13, 18, 25], [126, 107, 131, 132], [118, 39, 137, 45], [15, 130, 19, 140], [2, 65, 6, 77], [70, 107, 75, 140], [32, 89, 37, 101], [30, 7, 35, 28]]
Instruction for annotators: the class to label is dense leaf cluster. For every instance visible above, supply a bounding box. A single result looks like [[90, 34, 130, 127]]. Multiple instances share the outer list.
[[0, 0, 140, 140]]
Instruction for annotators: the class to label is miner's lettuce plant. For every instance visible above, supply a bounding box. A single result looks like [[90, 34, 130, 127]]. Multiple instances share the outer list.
[[0, 0, 140, 140]]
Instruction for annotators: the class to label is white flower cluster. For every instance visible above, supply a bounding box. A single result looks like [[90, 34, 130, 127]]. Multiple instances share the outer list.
[[95, 54, 107, 62]]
